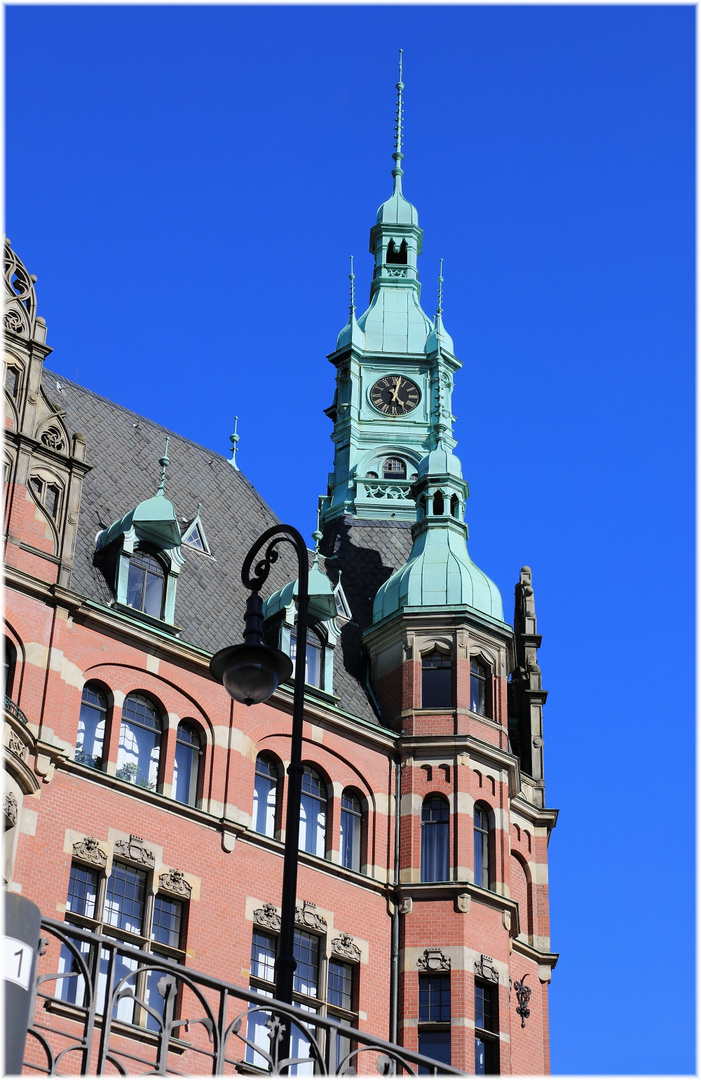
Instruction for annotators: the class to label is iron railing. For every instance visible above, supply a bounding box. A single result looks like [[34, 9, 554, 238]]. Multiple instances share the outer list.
[[26, 918, 464, 1076], [5, 694, 29, 726]]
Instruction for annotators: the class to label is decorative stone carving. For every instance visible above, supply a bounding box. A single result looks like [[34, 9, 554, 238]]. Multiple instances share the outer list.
[[417, 948, 451, 972], [502, 911, 512, 932], [295, 901, 327, 932], [331, 933, 361, 962], [8, 729, 27, 761], [398, 897, 413, 915], [72, 836, 107, 868], [254, 903, 281, 931], [4, 791, 18, 828], [4, 309, 23, 333], [113, 834, 155, 868], [40, 426, 66, 452], [456, 893, 470, 914], [158, 868, 192, 898], [474, 954, 499, 983]]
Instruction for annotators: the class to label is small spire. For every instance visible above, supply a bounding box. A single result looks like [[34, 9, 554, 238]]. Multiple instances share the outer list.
[[157, 436, 170, 495], [312, 502, 323, 565], [349, 255, 356, 318], [392, 49, 405, 193], [228, 416, 240, 471], [436, 258, 444, 320]]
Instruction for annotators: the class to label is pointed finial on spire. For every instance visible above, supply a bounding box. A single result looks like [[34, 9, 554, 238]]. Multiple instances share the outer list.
[[349, 255, 356, 318], [436, 258, 444, 320], [228, 416, 240, 471], [157, 437, 170, 495], [392, 49, 405, 192]]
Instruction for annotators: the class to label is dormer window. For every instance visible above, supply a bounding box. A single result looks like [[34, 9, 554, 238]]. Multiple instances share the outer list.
[[383, 458, 406, 480], [126, 550, 166, 618], [290, 626, 324, 690]]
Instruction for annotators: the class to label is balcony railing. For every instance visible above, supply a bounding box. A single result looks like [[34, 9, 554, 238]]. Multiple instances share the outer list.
[[26, 918, 464, 1076], [355, 478, 413, 503], [5, 694, 29, 726]]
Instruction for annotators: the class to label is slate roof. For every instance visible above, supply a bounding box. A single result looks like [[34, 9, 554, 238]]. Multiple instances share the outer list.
[[43, 369, 413, 727]]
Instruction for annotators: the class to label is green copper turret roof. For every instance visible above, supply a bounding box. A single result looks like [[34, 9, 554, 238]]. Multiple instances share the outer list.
[[372, 444, 505, 624]]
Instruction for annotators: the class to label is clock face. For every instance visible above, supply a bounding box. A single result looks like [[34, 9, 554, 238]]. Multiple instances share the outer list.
[[369, 375, 421, 417]]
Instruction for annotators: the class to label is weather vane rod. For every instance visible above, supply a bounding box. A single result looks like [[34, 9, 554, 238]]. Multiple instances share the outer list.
[[392, 49, 404, 191]]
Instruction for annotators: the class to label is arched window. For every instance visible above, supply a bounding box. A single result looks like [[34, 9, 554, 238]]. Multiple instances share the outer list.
[[290, 626, 324, 689], [4, 638, 16, 698], [76, 683, 107, 769], [253, 753, 279, 837], [470, 659, 490, 717], [422, 650, 452, 708], [386, 239, 408, 265], [340, 790, 363, 872], [432, 491, 445, 515], [421, 796, 450, 882], [474, 804, 491, 890], [299, 766, 327, 857], [383, 457, 406, 480], [126, 550, 166, 619], [174, 721, 201, 805], [117, 693, 162, 790]]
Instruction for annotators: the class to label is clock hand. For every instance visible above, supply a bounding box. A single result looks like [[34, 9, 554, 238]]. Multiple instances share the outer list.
[[391, 379, 402, 402]]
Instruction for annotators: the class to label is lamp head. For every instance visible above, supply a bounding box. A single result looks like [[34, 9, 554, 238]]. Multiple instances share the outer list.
[[210, 643, 293, 707]]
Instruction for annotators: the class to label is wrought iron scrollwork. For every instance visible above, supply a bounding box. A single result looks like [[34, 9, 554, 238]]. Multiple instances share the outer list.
[[241, 524, 308, 595], [514, 973, 532, 1028]]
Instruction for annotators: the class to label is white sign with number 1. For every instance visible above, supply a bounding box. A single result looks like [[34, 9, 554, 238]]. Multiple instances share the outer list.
[[3, 935, 35, 991]]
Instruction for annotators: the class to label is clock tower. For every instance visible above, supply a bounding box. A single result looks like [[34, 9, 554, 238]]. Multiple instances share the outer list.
[[322, 54, 459, 525]]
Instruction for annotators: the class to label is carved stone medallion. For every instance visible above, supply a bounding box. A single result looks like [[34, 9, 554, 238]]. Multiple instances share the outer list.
[[474, 954, 499, 983], [113, 834, 155, 868], [158, 868, 192, 898], [295, 901, 327, 932], [331, 933, 361, 962], [253, 903, 281, 931], [417, 948, 451, 971], [72, 836, 107, 868]]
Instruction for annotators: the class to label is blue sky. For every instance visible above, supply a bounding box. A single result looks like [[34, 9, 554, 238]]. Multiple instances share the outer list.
[[6, 5, 695, 1074]]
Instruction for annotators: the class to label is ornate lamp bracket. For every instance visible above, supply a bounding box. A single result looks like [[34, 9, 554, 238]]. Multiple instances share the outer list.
[[514, 973, 532, 1028]]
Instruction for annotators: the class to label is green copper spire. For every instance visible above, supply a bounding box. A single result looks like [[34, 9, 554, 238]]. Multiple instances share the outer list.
[[322, 55, 462, 527], [392, 49, 405, 193]]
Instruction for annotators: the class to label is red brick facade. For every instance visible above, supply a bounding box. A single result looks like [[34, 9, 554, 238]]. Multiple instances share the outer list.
[[4, 236, 557, 1075]]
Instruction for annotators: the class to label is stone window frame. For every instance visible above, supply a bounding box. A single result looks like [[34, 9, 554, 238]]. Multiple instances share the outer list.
[[248, 905, 360, 1069], [58, 841, 192, 1030], [474, 977, 500, 1073], [28, 468, 64, 523], [420, 645, 453, 710]]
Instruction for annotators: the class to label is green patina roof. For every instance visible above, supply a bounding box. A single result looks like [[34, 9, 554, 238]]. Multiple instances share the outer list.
[[372, 444, 505, 624], [264, 559, 338, 623]]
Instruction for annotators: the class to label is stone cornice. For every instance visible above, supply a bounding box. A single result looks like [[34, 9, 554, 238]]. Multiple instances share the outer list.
[[511, 937, 559, 971], [399, 732, 522, 797], [510, 795, 559, 830]]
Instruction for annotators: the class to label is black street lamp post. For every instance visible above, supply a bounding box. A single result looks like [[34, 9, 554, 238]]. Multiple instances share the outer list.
[[210, 524, 309, 1031]]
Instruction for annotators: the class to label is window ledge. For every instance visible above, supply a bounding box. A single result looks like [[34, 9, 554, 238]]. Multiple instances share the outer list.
[[282, 678, 340, 706], [112, 601, 180, 636]]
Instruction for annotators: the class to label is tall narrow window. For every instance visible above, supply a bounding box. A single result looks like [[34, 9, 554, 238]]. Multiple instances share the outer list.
[[117, 693, 162, 790], [470, 658, 489, 716], [253, 754, 279, 837], [174, 722, 200, 805], [421, 650, 452, 708], [5, 365, 20, 398], [299, 766, 326, 857], [418, 973, 451, 1071], [290, 627, 324, 689], [144, 894, 184, 1031], [474, 804, 491, 890], [340, 791, 362, 872], [57, 864, 98, 1004], [76, 683, 107, 769], [421, 796, 450, 882], [4, 638, 16, 698], [475, 980, 499, 1074], [127, 550, 166, 618], [328, 959, 355, 1069]]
